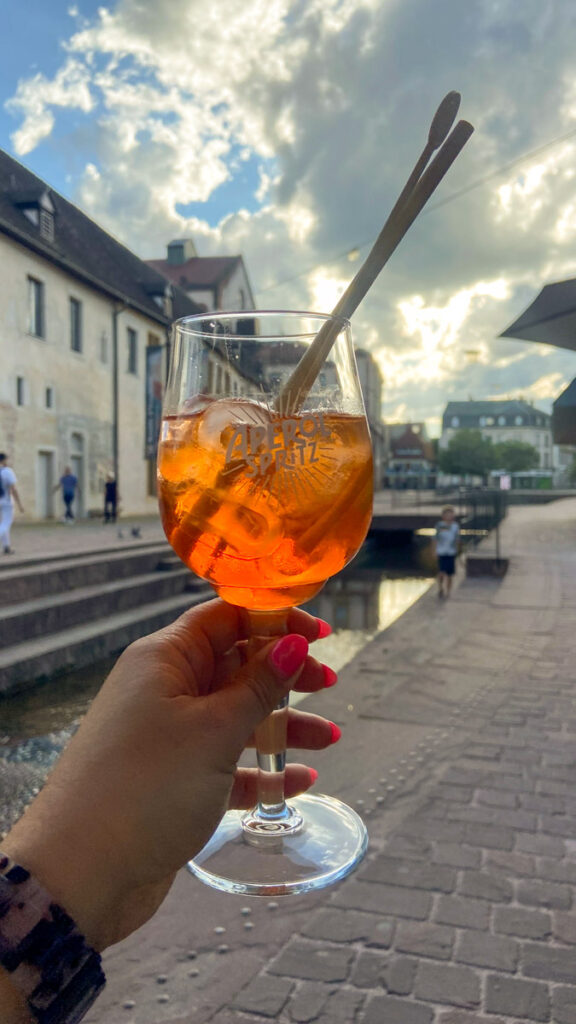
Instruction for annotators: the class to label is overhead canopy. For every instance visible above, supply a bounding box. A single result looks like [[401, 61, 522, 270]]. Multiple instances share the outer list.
[[500, 278, 576, 352]]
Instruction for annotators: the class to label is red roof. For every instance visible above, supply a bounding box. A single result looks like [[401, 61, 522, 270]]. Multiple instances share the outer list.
[[146, 256, 241, 290]]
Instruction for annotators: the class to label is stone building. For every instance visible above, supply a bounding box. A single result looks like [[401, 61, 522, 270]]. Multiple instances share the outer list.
[[440, 400, 554, 470], [0, 149, 200, 519], [385, 423, 436, 489]]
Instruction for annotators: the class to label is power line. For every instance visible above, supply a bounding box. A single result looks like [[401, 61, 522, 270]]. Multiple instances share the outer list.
[[257, 125, 576, 295]]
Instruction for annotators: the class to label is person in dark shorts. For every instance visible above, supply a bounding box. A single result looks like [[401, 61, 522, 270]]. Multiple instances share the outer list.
[[104, 475, 118, 522], [53, 465, 80, 522], [434, 505, 460, 599]]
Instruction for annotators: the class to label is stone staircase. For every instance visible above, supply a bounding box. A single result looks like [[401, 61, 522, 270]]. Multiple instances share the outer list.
[[0, 542, 213, 696]]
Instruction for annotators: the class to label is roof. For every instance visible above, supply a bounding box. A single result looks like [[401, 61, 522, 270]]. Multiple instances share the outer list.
[[553, 378, 576, 409], [443, 400, 550, 425], [147, 255, 242, 290], [0, 149, 201, 324], [500, 279, 576, 351]]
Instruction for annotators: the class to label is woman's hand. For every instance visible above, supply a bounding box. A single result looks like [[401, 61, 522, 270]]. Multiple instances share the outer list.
[[2, 600, 336, 950]]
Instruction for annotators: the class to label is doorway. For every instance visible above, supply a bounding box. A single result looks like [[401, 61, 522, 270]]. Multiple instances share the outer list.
[[37, 450, 55, 518], [70, 433, 85, 517]]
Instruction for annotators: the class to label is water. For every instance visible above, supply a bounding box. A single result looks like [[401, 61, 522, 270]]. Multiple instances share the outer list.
[[0, 537, 434, 833]]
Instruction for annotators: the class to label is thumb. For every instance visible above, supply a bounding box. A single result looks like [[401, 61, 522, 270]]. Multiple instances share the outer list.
[[210, 634, 309, 747]]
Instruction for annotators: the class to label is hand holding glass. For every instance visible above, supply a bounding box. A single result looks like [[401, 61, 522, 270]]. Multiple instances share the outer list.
[[157, 311, 373, 895]]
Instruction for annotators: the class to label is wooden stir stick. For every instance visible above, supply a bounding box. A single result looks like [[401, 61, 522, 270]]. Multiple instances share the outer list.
[[276, 93, 474, 415]]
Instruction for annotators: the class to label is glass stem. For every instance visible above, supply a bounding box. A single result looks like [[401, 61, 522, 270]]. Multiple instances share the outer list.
[[242, 609, 304, 837]]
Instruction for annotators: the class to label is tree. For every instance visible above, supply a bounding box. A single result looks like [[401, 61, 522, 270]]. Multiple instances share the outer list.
[[438, 429, 496, 478], [493, 440, 539, 473]]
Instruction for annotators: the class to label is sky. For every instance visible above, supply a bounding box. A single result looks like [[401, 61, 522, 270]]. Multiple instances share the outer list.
[[3, 0, 576, 436]]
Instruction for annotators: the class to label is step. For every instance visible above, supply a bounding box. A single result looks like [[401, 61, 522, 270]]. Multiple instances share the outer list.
[[0, 568, 199, 646], [0, 589, 214, 696], [0, 538, 167, 572], [0, 544, 174, 607]]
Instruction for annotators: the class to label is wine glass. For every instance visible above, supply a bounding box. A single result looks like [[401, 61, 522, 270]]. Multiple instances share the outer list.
[[157, 310, 373, 895]]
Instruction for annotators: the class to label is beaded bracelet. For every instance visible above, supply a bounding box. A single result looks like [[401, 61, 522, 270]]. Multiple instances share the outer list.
[[0, 851, 106, 1023]]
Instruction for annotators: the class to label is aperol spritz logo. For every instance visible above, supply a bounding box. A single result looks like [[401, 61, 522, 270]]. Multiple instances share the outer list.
[[224, 412, 332, 479]]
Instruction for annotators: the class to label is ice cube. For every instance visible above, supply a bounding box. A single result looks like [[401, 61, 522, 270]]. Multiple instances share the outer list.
[[198, 398, 272, 453]]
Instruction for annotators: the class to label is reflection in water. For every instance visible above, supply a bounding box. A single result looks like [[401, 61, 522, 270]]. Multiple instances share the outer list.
[[0, 537, 434, 832]]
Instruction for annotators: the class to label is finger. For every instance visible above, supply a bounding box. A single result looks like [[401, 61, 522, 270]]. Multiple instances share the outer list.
[[207, 634, 311, 749], [291, 656, 337, 693], [229, 764, 319, 810], [245, 709, 340, 750]]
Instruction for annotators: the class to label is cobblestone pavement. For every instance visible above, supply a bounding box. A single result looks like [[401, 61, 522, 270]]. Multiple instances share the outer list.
[[62, 499, 576, 1022]]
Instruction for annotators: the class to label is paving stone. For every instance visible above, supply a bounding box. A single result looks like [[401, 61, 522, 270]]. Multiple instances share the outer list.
[[484, 850, 536, 877], [517, 878, 572, 910], [232, 974, 294, 1017], [362, 994, 433, 1024], [358, 856, 456, 893], [536, 778, 571, 797], [301, 908, 394, 947], [397, 819, 465, 843], [521, 794, 565, 814], [477, 788, 518, 809], [554, 912, 576, 944], [458, 869, 513, 902], [464, 823, 514, 850], [494, 907, 552, 940], [539, 814, 576, 838], [485, 975, 550, 1021], [330, 881, 432, 920], [395, 921, 455, 960], [383, 835, 432, 861], [538, 857, 576, 884], [315, 987, 364, 1022], [435, 895, 491, 931], [437, 1013, 507, 1024], [515, 832, 565, 857], [414, 962, 480, 1009], [433, 843, 481, 869], [553, 986, 576, 1024], [287, 981, 330, 1022], [436, 784, 474, 802], [490, 808, 538, 831], [466, 745, 502, 760], [269, 940, 353, 982], [381, 956, 418, 996], [454, 930, 519, 971], [351, 950, 387, 989], [445, 805, 495, 825], [523, 942, 576, 983]]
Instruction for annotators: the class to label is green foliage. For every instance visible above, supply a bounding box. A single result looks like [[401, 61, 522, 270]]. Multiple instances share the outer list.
[[438, 429, 496, 477], [492, 440, 539, 473]]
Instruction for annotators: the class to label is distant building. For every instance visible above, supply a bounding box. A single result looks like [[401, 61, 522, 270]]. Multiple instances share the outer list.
[[0, 148, 201, 518], [385, 423, 436, 489], [440, 400, 554, 470], [147, 238, 256, 312]]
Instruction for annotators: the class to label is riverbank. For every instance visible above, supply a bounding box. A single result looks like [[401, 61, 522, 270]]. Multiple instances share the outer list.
[[79, 497, 576, 1024]]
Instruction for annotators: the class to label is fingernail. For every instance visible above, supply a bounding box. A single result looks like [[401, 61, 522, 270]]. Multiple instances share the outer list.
[[316, 617, 332, 639], [322, 664, 338, 687], [269, 634, 309, 678], [309, 768, 319, 784], [330, 722, 342, 744]]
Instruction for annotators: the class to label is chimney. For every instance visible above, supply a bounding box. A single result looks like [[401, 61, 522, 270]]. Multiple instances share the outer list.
[[167, 238, 197, 265]]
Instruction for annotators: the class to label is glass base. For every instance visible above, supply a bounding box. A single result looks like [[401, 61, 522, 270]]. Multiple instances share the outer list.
[[187, 793, 368, 896]]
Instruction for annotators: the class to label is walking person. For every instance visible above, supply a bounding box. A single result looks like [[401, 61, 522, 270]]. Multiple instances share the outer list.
[[103, 474, 118, 523], [435, 504, 460, 599], [53, 465, 81, 522], [0, 452, 24, 554]]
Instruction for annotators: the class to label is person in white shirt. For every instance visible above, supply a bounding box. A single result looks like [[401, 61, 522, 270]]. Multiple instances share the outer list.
[[434, 504, 460, 599], [0, 453, 24, 554]]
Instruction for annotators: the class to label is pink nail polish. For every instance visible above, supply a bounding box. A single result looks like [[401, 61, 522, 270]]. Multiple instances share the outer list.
[[322, 664, 338, 687], [269, 634, 309, 677], [330, 722, 342, 744], [316, 617, 332, 639], [309, 768, 319, 784]]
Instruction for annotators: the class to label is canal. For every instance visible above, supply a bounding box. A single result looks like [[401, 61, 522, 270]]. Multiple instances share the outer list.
[[0, 536, 435, 834]]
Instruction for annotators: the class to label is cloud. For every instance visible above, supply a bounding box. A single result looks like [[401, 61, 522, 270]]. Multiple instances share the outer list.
[[5, 0, 576, 428]]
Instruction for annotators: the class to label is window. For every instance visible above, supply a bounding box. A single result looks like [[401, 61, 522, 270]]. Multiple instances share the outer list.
[[486, 416, 495, 426], [515, 416, 523, 426], [451, 416, 459, 428], [39, 208, 54, 242], [479, 416, 486, 426], [127, 328, 138, 374], [70, 298, 82, 353], [498, 416, 506, 425], [100, 332, 108, 363], [45, 386, 54, 409], [16, 376, 25, 406], [28, 276, 44, 337]]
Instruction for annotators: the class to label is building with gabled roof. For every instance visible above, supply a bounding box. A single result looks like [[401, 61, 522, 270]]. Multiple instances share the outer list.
[[0, 149, 201, 518], [147, 237, 256, 312]]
